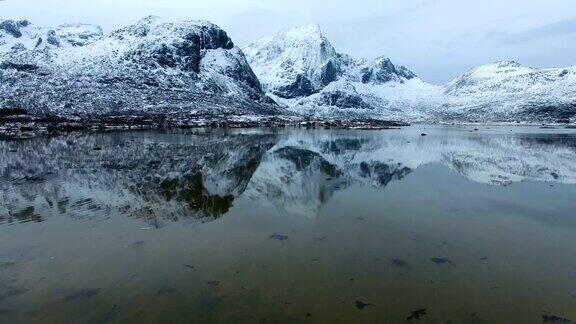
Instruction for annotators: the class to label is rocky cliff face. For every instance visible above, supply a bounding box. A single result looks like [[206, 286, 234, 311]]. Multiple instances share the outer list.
[[0, 16, 281, 120]]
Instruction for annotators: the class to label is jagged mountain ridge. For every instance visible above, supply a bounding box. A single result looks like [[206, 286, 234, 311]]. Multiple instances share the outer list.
[[1, 17, 575, 123], [242, 24, 438, 121], [0, 16, 282, 119], [244, 25, 576, 123]]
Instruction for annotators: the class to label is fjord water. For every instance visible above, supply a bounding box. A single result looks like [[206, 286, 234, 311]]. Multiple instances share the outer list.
[[1, 126, 575, 323]]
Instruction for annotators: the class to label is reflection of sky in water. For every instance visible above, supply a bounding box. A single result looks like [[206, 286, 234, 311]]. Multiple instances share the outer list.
[[1, 126, 576, 323]]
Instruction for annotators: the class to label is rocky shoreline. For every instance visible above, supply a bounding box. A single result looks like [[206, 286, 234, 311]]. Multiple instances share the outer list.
[[0, 113, 407, 139]]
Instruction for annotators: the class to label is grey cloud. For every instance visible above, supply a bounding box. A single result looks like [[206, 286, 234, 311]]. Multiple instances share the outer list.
[[494, 18, 576, 45]]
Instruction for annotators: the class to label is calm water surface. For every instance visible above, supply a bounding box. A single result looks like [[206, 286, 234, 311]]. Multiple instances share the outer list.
[[1, 126, 576, 323]]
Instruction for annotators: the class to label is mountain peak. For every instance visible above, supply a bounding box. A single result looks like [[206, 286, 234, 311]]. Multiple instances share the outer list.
[[462, 60, 530, 79], [473, 60, 522, 71], [283, 23, 323, 39], [243, 23, 338, 99]]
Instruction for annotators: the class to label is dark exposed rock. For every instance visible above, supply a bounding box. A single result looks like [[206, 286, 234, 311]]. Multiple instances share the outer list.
[[0, 20, 24, 38], [320, 59, 340, 86], [361, 57, 415, 84], [0, 108, 28, 117], [321, 90, 370, 109], [276, 74, 317, 99], [0, 62, 39, 72]]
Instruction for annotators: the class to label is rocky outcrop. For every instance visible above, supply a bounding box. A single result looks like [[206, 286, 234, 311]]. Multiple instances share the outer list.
[[360, 56, 416, 84], [0, 20, 30, 38]]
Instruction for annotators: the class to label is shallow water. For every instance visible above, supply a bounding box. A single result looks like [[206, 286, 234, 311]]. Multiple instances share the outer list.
[[1, 125, 576, 323]]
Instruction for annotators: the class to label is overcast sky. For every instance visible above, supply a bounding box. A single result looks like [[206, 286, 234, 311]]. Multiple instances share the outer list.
[[2, 0, 575, 83]]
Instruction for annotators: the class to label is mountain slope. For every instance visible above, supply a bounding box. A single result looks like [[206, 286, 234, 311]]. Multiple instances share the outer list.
[[0, 16, 282, 120], [440, 61, 576, 122], [243, 24, 442, 121], [242, 24, 339, 99], [245, 25, 576, 124], [2, 18, 575, 124]]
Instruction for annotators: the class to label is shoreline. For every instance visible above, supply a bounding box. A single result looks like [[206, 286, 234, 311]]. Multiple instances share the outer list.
[[0, 115, 408, 139], [1, 113, 575, 140]]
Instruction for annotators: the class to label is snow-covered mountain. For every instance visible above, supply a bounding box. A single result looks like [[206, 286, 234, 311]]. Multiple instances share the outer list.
[[1, 18, 575, 124], [0, 16, 281, 120], [243, 24, 441, 121], [245, 25, 576, 123]]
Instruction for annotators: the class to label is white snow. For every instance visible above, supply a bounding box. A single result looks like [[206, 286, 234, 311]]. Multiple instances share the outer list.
[[243, 23, 338, 94], [244, 24, 576, 123], [1, 16, 272, 117], [2, 17, 575, 123]]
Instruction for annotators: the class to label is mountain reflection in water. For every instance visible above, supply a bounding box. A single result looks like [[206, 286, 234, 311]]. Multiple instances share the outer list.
[[2, 126, 576, 324], [1, 126, 575, 225]]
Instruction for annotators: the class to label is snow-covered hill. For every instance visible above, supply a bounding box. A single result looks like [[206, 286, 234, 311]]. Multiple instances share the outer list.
[[245, 25, 576, 123], [0, 16, 281, 120], [440, 61, 576, 123]]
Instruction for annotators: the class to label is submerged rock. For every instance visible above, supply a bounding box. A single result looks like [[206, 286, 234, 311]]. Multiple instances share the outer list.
[[63, 288, 100, 301], [392, 259, 409, 267], [542, 314, 571, 323], [269, 233, 289, 241], [407, 309, 427, 321], [355, 300, 374, 310], [431, 257, 452, 264]]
